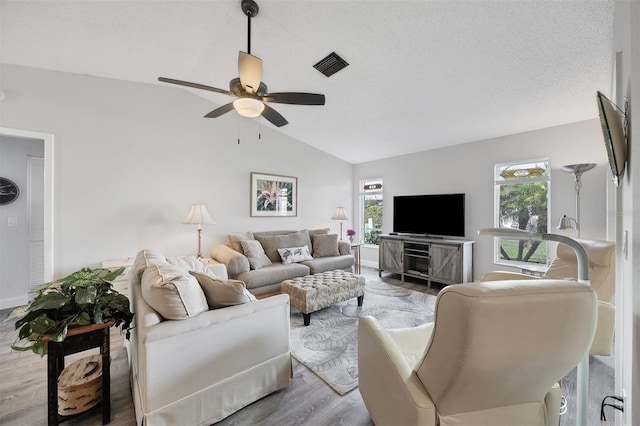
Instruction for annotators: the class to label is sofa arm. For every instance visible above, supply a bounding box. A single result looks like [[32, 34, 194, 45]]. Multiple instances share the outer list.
[[211, 244, 249, 278], [358, 316, 436, 425], [338, 240, 351, 255]]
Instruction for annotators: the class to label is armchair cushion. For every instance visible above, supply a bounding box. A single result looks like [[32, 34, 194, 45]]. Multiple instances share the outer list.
[[359, 279, 597, 426], [141, 263, 208, 320]]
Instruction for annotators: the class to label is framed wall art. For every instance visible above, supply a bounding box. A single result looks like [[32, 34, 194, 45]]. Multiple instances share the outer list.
[[250, 172, 297, 217]]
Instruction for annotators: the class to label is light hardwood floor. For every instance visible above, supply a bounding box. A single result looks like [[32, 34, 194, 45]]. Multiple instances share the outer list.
[[0, 267, 614, 425]]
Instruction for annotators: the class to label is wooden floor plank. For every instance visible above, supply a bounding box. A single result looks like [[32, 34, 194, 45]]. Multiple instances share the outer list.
[[0, 266, 613, 425]]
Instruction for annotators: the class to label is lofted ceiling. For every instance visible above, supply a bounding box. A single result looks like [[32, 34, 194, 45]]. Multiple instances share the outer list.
[[0, 0, 614, 164]]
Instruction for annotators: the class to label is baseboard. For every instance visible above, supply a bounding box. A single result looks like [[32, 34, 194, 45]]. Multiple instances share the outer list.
[[361, 259, 378, 269], [0, 295, 28, 310]]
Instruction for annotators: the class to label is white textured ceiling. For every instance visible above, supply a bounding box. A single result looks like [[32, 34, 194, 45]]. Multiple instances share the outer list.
[[0, 0, 614, 164]]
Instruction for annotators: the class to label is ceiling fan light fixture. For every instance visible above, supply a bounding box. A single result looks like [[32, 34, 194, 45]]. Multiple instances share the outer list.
[[233, 97, 265, 117]]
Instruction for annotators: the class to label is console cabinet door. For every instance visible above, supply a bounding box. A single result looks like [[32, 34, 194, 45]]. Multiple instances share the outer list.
[[379, 239, 403, 273], [429, 244, 461, 284]]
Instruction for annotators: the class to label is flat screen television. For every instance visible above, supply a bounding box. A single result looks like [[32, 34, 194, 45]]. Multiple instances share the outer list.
[[393, 193, 465, 238], [596, 91, 627, 187]]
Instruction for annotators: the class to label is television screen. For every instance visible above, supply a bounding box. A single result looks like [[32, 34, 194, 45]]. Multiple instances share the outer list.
[[597, 91, 627, 187], [393, 193, 465, 237]]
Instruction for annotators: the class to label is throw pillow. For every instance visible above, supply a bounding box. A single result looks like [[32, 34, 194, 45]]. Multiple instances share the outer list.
[[166, 255, 209, 274], [133, 248, 167, 279], [189, 271, 257, 309], [255, 230, 311, 263], [228, 232, 255, 253], [277, 245, 313, 264], [241, 239, 272, 270], [312, 233, 340, 257], [141, 263, 208, 320]]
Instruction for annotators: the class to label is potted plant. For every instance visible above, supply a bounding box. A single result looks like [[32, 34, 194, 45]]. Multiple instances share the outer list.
[[5, 267, 134, 356]]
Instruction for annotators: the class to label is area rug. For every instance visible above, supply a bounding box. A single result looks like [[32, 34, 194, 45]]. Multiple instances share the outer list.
[[289, 280, 437, 395]]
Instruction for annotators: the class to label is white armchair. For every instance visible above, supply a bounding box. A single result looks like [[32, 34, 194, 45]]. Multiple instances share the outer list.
[[358, 279, 597, 426], [482, 238, 615, 355]]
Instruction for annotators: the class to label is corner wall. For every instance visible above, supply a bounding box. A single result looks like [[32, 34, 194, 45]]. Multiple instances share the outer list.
[[354, 119, 609, 279], [0, 64, 353, 298]]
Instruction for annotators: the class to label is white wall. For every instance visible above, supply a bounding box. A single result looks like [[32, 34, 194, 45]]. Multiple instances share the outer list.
[[613, 0, 639, 423], [0, 135, 44, 307], [354, 119, 609, 279], [0, 64, 353, 292]]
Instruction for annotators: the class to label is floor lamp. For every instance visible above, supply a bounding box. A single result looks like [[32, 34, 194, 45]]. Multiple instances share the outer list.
[[479, 228, 590, 426], [557, 163, 596, 237]]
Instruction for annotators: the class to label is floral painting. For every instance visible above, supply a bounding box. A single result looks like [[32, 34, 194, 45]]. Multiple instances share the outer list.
[[250, 172, 297, 217]]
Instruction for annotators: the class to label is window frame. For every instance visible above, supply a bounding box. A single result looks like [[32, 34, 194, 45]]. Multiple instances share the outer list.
[[493, 158, 551, 268], [359, 178, 383, 247]]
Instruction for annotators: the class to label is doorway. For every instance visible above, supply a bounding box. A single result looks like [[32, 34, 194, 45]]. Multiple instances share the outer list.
[[0, 127, 54, 309]]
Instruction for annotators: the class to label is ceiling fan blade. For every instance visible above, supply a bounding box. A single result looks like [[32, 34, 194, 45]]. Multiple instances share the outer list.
[[262, 92, 326, 105], [261, 104, 288, 127], [158, 77, 235, 97], [238, 52, 262, 94], [204, 102, 235, 118]]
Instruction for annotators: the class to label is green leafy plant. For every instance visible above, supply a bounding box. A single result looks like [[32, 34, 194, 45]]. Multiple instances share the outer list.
[[5, 267, 134, 357]]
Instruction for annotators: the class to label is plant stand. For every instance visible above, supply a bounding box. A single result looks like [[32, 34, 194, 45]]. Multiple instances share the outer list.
[[46, 321, 112, 426]]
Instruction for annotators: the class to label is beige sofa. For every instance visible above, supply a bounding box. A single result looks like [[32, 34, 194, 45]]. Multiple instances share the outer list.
[[128, 249, 291, 425], [211, 228, 355, 296]]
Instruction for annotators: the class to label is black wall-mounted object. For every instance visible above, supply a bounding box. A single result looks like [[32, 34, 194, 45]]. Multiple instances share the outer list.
[[0, 177, 20, 205]]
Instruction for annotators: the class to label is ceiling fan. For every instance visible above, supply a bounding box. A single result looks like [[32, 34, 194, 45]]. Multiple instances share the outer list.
[[158, 0, 325, 127]]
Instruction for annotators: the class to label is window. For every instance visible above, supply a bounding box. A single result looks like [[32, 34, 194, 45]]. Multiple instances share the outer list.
[[494, 159, 550, 266], [359, 178, 383, 246]]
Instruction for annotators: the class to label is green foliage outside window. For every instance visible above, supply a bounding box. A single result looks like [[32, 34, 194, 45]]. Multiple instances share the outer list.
[[497, 161, 549, 264]]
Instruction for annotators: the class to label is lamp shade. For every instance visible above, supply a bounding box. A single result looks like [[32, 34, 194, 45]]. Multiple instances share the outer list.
[[233, 98, 265, 118], [182, 203, 215, 225], [331, 207, 348, 221], [556, 215, 577, 230]]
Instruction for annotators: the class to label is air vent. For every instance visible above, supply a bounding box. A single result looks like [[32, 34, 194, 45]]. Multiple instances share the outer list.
[[313, 52, 349, 77]]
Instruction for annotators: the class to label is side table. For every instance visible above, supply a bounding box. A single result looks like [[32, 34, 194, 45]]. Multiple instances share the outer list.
[[351, 243, 362, 274], [46, 321, 112, 425]]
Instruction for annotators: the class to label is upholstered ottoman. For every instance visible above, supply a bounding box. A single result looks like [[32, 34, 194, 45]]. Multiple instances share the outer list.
[[281, 270, 365, 326]]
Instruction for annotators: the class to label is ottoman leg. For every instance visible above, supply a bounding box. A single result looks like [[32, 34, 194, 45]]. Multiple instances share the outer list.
[[357, 295, 364, 306], [303, 313, 311, 326]]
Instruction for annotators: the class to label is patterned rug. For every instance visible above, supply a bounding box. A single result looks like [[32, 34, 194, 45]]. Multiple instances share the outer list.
[[289, 280, 437, 395]]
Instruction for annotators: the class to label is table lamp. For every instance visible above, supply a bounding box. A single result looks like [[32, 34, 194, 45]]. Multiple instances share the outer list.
[[183, 203, 215, 259], [331, 207, 348, 240]]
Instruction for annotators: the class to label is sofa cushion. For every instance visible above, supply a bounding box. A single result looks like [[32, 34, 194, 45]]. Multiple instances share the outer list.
[[301, 255, 355, 274], [189, 271, 257, 308], [311, 234, 340, 257], [134, 248, 167, 279], [237, 262, 311, 292], [166, 255, 209, 274], [228, 232, 255, 253], [241, 239, 272, 270], [141, 263, 209, 320], [255, 230, 311, 263], [277, 245, 313, 264], [307, 228, 330, 236]]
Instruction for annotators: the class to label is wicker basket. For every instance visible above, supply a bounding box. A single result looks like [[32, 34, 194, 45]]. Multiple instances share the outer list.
[[57, 354, 103, 415]]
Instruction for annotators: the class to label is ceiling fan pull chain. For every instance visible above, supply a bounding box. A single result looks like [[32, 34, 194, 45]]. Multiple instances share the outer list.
[[259, 117, 262, 140]]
